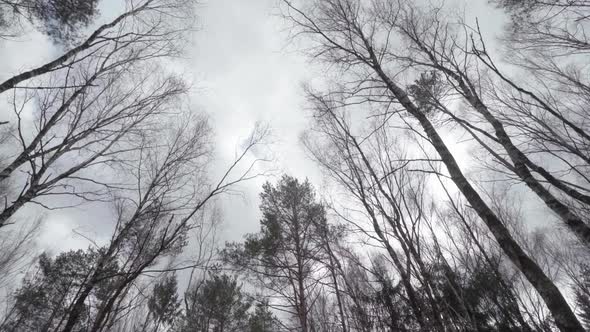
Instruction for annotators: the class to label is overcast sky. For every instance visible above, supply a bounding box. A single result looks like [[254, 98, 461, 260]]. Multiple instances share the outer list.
[[0, 0, 516, 256]]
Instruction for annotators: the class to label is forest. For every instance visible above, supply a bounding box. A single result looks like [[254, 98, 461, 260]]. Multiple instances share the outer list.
[[0, 0, 589, 331]]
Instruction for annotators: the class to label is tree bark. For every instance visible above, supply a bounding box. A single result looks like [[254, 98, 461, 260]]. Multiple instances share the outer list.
[[0, 1, 152, 94], [365, 48, 584, 331]]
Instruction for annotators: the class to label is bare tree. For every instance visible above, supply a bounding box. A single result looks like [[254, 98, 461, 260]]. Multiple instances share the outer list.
[[57, 120, 268, 332], [0, 71, 186, 227], [372, 2, 590, 246], [304, 102, 426, 329], [283, 0, 584, 330], [0, 116, 269, 332], [0, 217, 41, 290], [0, 0, 197, 228], [0, 0, 194, 93]]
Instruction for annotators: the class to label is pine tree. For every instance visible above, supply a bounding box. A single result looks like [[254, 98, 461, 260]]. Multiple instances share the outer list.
[[223, 175, 326, 332], [178, 273, 251, 332], [248, 301, 279, 332], [146, 275, 181, 331], [2, 248, 117, 332]]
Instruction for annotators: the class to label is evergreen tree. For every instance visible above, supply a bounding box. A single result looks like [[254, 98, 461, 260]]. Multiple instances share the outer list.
[[1, 248, 117, 332], [178, 273, 251, 332], [224, 175, 326, 332], [0, 0, 100, 43], [146, 275, 181, 331]]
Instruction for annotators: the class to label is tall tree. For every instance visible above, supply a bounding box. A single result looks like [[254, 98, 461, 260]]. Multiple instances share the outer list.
[[0, 248, 118, 332], [56, 121, 267, 332], [0, 0, 194, 94], [224, 175, 326, 332], [247, 301, 280, 332], [178, 273, 251, 332], [145, 275, 181, 332], [283, 0, 584, 330], [0, 0, 197, 228]]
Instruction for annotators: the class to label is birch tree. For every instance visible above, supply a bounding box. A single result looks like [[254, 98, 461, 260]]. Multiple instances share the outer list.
[[282, 0, 585, 330]]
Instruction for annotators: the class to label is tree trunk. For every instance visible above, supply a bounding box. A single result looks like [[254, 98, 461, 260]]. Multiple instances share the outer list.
[[0, 1, 152, 94], [365, 51, 585, 331]]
